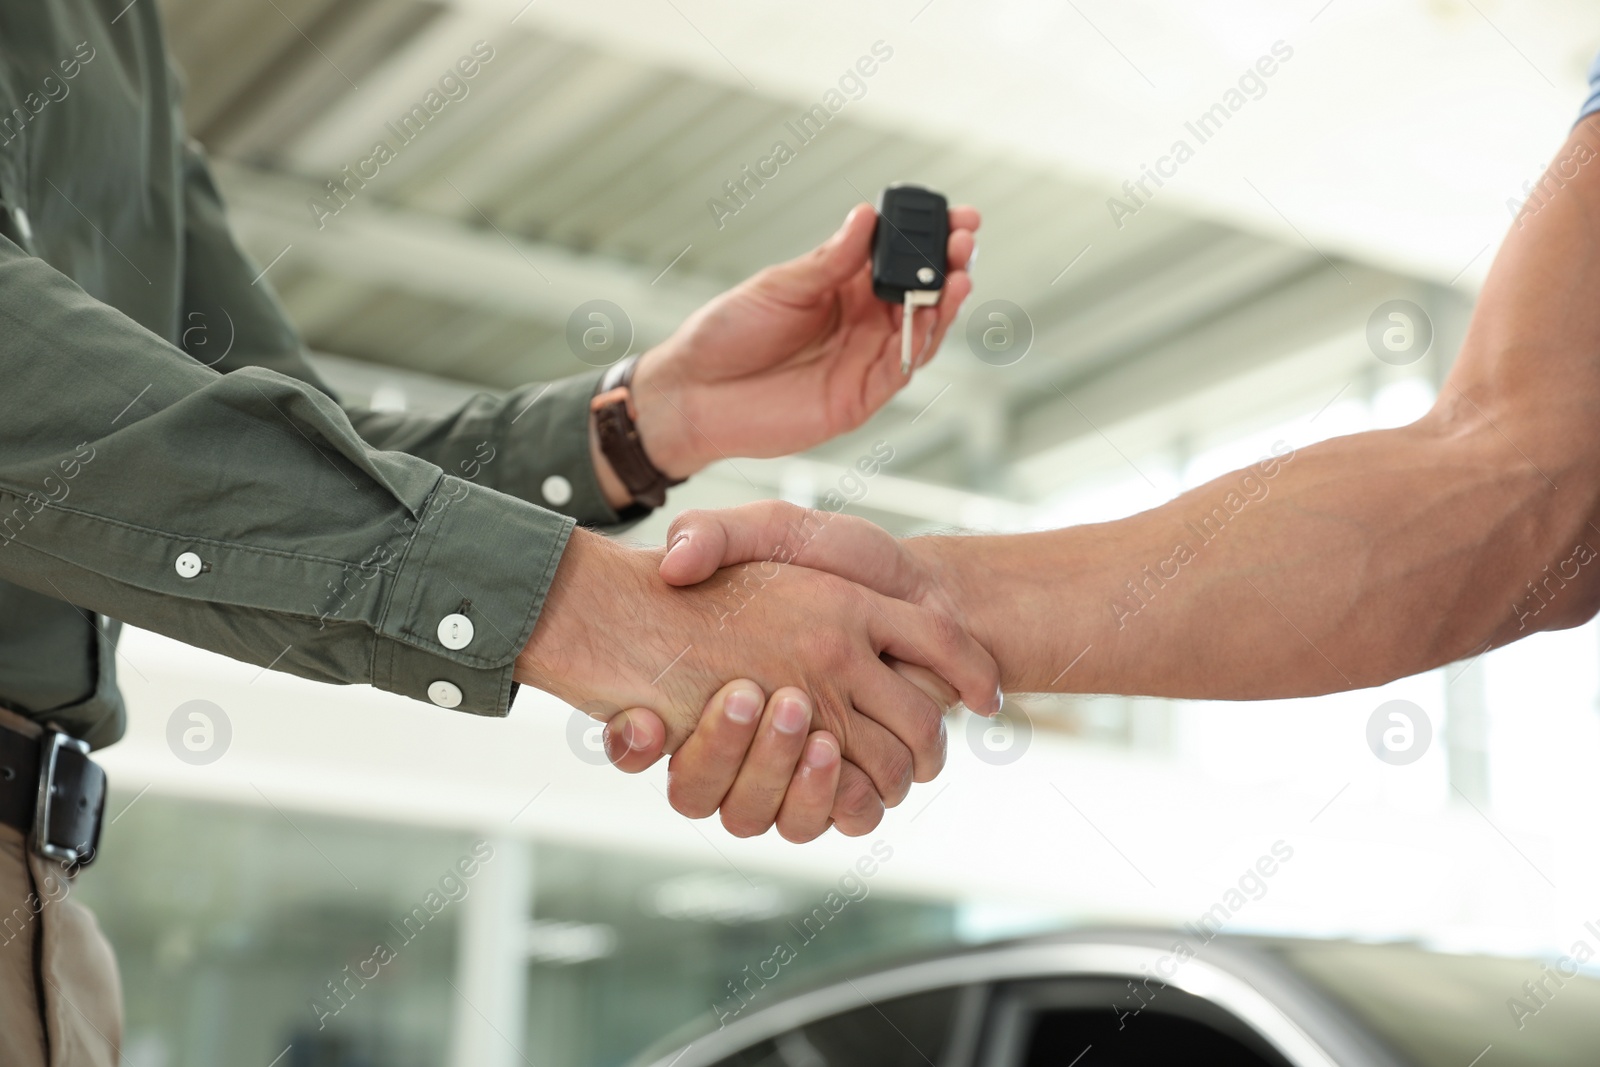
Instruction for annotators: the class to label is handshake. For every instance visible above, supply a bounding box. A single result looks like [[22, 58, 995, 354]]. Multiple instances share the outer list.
[[515, 502, 999, 843], [501, 197, 997, 843]]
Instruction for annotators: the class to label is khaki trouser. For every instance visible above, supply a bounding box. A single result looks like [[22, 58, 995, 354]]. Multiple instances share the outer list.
[[0, 707, 121, 1066]]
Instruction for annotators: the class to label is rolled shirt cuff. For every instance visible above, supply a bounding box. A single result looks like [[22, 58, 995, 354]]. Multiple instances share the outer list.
[[372, 474, 574, 717]]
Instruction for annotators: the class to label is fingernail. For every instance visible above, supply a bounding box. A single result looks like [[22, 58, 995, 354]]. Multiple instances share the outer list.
[[725, 686, 762, 725], [994, 686, 1005, 715], [803, 735, 837, 770], [662, 533, 690, 568], [625, 719, 653, 751], [774, 696, 810, 735]]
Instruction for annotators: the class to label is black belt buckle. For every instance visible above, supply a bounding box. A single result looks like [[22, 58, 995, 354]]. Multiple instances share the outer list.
[[31, 730, 104, 869]]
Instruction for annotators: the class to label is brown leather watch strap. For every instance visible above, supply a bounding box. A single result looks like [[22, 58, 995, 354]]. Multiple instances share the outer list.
[[590, 356, 685, 510]]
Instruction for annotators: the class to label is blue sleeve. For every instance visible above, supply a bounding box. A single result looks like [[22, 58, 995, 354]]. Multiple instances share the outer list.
[[1581, 51, 1600, 124]]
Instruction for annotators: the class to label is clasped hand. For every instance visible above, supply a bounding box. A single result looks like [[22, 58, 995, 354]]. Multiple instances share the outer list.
[[522, 503, 978, 843]]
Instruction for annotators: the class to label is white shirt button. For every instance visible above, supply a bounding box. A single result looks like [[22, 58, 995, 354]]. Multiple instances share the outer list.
[[541, 475, 573, 507], [437, 613, 474, 650], [174, 552, 203, 579], [428, 680, 463, 709]]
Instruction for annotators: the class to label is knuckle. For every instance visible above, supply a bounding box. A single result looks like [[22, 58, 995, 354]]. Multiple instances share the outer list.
[[835, 771, 880, 821], [720, 808, 772, 839], [665, 773, 715, 821], [804, 629, 853, 671], [918, 716, 949, 783], [667, 509, 704, 540], [758, 498, 800, 525], [876, 746, 914, 807], [926, 609, 966, 657], [904, 699, 946, 780]]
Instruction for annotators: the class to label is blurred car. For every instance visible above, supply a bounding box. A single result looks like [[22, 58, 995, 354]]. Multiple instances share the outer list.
[[631, 929, 1600, 1066]]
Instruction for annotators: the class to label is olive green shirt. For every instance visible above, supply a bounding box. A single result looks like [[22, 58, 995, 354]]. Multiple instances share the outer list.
[[0, 0, 630, 747]]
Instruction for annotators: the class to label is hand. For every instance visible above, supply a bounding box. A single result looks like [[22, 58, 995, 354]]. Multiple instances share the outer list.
[[606, 662, 962, 841], [604, 501, 978, 836], [517, 527, 998, 811], [627, 204, 981, 479]]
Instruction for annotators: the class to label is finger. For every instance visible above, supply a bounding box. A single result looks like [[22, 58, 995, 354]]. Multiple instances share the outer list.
[[660, 507, 747, 586], [775, 732, 842, 843], [851, 663, 948, 783], [819, 691, 918, 807], [863, 590, 1003, 716], [830, 761, 886, 836], [764, 203, 876, 295], [888, 658, 961, 711], [949, 204, 981, 233], [720, 688, 814, 837], [661, 503, 917, 601], [663, 680, 766, 819], [603, 708, 668, 773], [946, 227, 976, 272]]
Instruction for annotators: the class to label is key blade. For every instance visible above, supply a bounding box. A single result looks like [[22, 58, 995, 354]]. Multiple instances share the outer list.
[[900, 289, 941, 375], [901, 300, 915, 375]]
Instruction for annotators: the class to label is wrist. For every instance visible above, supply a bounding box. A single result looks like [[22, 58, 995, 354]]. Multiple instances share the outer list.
[[588, 413, 635, 511], [516, 530, 662, 706], [907, 534, 1041, 693], [628, 344, 708, 480], [907, 534, 987, 641]]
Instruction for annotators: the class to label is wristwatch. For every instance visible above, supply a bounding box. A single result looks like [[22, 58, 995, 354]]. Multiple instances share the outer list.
[[590, 355, 685, 510]]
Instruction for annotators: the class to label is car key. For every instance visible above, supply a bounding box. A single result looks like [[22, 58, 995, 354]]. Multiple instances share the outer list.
[[871, 183, 949, 374]]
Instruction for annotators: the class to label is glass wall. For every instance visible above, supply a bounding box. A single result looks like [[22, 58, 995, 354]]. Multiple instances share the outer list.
[[77, 794, 957, 1067]]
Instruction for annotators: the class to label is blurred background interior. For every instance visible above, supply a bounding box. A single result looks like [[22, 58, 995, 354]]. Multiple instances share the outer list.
[[96, 0, 1600, 1064]]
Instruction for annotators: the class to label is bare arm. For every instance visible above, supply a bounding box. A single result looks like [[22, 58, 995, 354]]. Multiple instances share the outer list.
[[934, 117, 1600, 695], [664, 117, 1600, 702]]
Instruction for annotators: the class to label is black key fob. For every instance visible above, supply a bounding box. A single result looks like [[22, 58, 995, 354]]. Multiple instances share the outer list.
[[872, 183, 949, 302]]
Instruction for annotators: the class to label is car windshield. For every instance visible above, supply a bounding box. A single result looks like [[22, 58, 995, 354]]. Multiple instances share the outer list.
[[1272, 941, 1600, 1066]]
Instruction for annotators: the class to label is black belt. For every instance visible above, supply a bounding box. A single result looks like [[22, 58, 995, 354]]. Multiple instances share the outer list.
[[0, 714, 105, 869]]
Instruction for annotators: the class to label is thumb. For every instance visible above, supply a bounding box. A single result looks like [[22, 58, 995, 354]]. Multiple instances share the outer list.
[[660, 501, 812, 586], [764, 203, 875, 294], [659, 513, 732, 587], [603, 708, 668, 772]]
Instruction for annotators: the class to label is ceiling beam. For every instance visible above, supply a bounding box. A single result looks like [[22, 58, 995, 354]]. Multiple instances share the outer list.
[[217, 162, 725, 343]]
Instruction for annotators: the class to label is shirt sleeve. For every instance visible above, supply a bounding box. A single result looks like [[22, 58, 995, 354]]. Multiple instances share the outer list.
[[0, 224, 572, 719], [177, 139, 632, 532], [1581, 51, 1600, 124]]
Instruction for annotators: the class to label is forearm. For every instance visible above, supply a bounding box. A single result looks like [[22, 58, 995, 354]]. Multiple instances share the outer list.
[[929, 419, 1596, 696], [930, 118, 1600, 697]]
